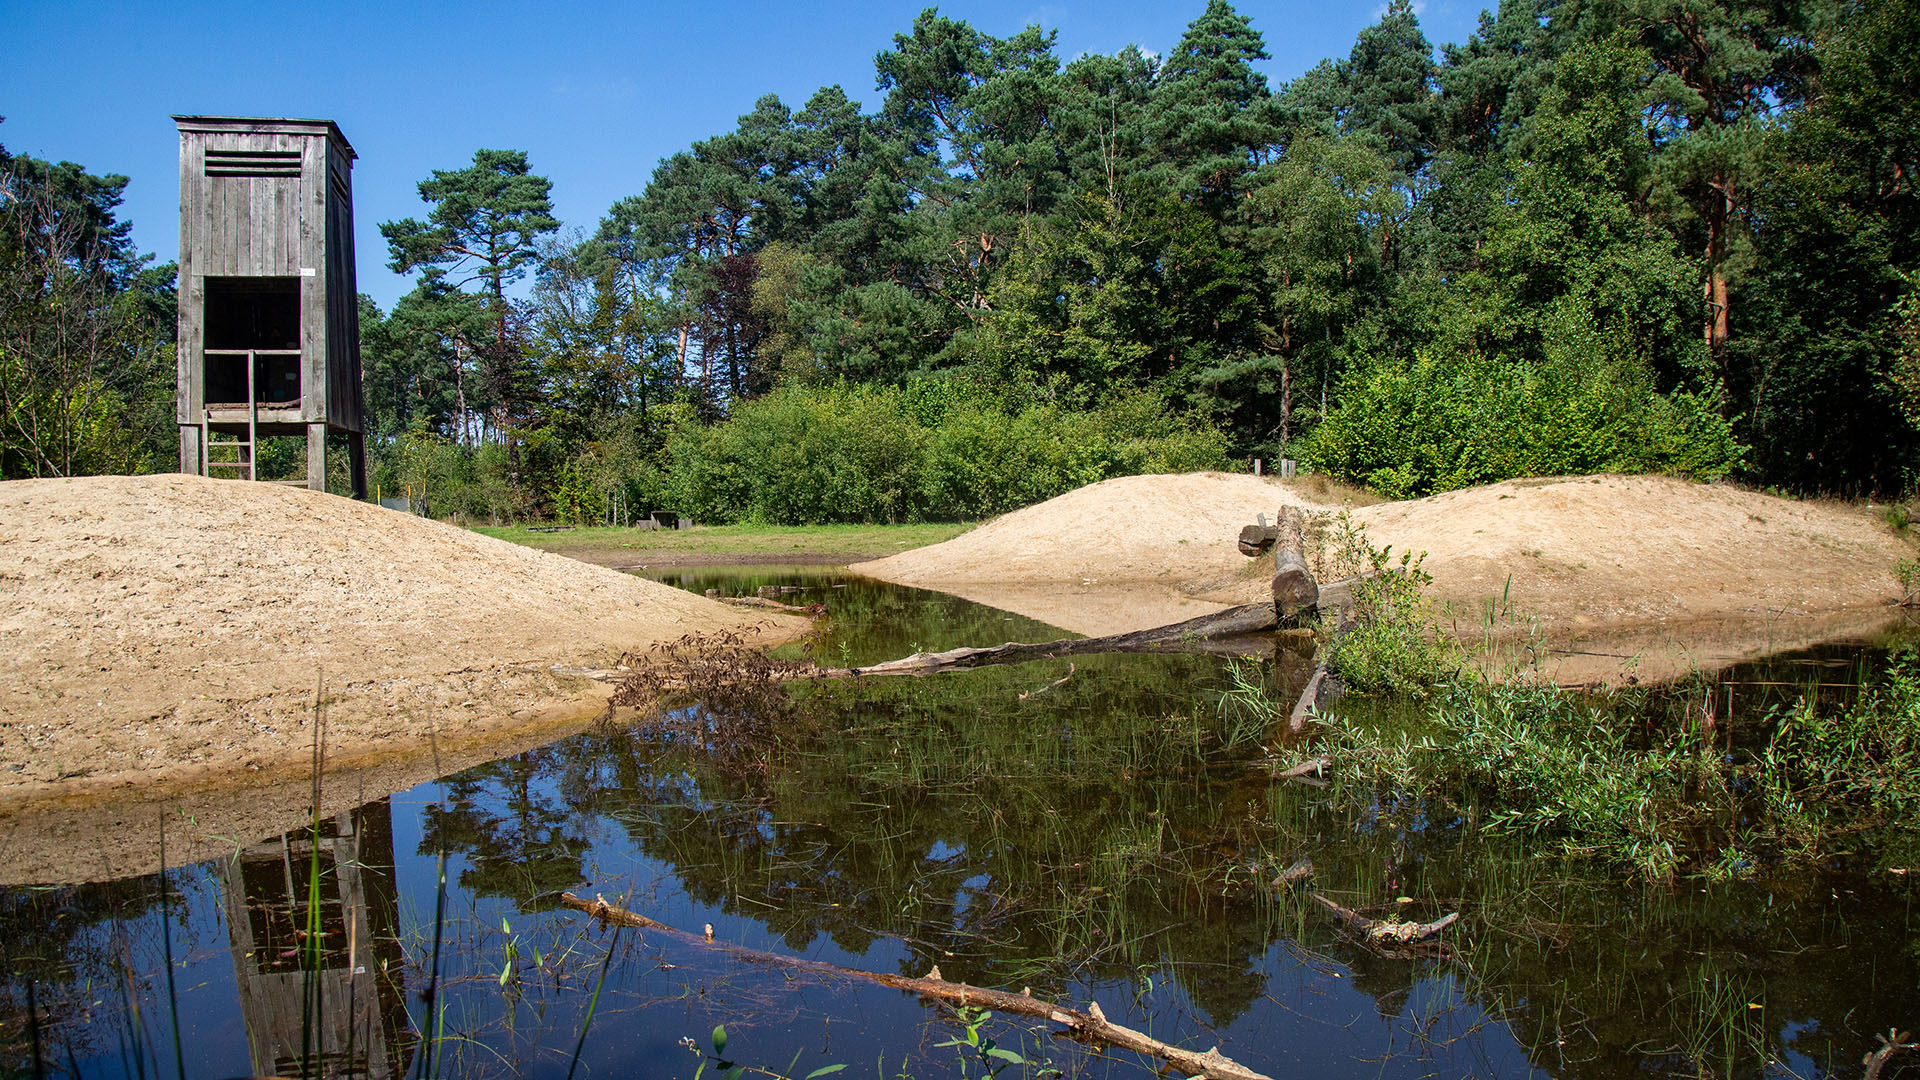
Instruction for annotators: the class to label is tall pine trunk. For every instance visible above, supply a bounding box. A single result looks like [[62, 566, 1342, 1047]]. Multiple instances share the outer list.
[[1704, 172, 1734, 365]]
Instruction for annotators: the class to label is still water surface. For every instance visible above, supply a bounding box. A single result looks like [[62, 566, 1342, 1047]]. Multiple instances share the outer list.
[[4, 570, 1915, 1079]]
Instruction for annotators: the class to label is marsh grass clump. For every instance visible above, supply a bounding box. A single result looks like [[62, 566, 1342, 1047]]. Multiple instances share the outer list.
[[1318, 651, 1920, 878], [1325, 679, 1713, 878], [1755, 650, 1920, 861]]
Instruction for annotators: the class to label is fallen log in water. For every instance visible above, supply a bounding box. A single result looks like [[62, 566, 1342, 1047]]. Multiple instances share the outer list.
[[560, 892, 1274, 1080], [832, 602, 1286, 678], [1289, 662, 1331, 733]]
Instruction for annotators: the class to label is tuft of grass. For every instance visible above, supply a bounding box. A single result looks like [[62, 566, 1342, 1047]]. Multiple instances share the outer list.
[[1282, 471, 1385, 507]]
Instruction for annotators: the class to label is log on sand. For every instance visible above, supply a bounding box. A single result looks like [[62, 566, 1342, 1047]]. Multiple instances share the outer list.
[[1271, 506, 1320, 621], [560, 892, 1273, 1080]]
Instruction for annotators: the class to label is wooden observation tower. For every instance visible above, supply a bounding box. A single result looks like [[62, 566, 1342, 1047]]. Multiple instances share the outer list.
[[174, 116, 367, 496]]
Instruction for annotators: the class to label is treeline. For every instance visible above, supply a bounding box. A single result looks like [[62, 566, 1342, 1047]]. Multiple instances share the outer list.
[[392, 382, 1225, 524], [0, 139, 176, 479], [362, 0, 1917, 518], [4, 0, 1916, 519]]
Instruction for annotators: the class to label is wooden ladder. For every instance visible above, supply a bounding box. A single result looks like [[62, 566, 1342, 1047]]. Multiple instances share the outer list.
[[202, 415, 255, 481], [202, 348, 259, 482]]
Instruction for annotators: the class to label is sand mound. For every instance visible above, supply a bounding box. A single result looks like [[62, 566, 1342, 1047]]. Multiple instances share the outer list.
[[854, 472, 1911, 677], [0, 474, 805, 806], [852, 473, 1326, 634]]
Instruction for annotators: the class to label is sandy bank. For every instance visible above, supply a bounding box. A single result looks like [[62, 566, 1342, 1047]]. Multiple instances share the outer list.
[[853, 472, 1911, 681], [0, 474, 806, 880]]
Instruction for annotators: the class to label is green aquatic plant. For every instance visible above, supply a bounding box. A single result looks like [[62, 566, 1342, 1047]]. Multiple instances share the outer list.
[[1314, 650, 1920, 877], [1323, 679, 1701, 877], [935, 1005, 1057, 1080], [1756, 648, 1920, 860], [1303, 511, 1452, 697]]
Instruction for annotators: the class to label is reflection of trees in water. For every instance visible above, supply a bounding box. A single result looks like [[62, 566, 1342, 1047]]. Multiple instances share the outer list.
[[1265, 789, 1920, 1080], [0, 872, 181, 1071], [415, 637, 1920, 1080], [435, 651, 1298, 1027], [419, 749, 592, 910]]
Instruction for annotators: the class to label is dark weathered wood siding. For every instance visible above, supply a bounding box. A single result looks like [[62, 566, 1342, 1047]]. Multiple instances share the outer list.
[[174, 117, 363, 434]]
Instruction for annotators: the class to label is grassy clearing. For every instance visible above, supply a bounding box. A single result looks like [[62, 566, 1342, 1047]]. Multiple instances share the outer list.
[[473, 521, 974, 561]]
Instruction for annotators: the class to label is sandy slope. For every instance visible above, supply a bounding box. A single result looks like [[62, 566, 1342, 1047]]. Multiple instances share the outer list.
[[854, 472, 1911, 679], [0, 475, 805, 841]]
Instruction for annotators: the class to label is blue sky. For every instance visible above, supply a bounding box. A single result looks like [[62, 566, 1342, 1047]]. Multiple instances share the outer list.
[[2, 0, 1485, 309]]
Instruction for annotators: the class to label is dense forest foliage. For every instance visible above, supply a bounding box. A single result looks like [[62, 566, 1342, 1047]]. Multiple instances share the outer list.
[[4, 0, 1917, 521]]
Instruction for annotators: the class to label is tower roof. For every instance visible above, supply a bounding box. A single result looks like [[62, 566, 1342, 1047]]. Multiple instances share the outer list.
[[172, 115, 355, 160]]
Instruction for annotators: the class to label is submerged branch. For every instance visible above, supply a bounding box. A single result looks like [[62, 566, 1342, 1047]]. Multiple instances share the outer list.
[[560, 892, 1274, 1080], [1308, 892, 1459, 950]]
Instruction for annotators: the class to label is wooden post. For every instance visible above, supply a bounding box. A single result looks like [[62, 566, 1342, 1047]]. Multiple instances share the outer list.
[[306, 423, 326, 491], [245, 348, 257, 482], [347, 431, 366, 500], [179, 426, 202, 477]]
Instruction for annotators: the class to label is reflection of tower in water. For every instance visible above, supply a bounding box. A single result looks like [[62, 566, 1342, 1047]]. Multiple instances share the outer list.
[[218, 799, 414, 1080]]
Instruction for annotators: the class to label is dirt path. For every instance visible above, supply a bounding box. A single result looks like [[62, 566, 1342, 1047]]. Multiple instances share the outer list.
[[0, 475, 808, 882], [853, 472, 1913, 682]]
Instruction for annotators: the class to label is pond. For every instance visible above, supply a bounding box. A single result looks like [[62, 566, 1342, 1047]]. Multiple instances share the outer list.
[[4, 570, 1917, 1080]]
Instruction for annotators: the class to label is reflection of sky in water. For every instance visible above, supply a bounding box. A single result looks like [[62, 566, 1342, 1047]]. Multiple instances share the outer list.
[[7, 571, 1918, 1080]]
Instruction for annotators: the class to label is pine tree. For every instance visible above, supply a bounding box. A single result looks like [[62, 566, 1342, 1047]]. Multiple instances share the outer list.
[[381, 149, 559, 444], [1149, 0, 1285, 208]]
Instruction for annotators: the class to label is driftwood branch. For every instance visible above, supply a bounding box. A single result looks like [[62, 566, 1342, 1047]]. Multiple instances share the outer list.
[[560, 892, 1273, 1080], [1309, 892, 1459, 949], [1275, 757, 1330, 780], [1018, 662, 1075, 700], [1289, 662, 1331, 733], [1864, 1028, 1917, 1080], [1272, 857, 1315, 889]]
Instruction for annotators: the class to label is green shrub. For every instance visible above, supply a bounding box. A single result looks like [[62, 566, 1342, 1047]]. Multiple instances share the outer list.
[[1301, 351, 1744, 499], [662, 383, 1229, 525], [1328, 546, 1450, 697], [666, 383, 930, 524], [369, 422, 519, 522]]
